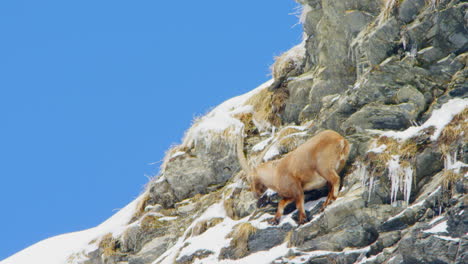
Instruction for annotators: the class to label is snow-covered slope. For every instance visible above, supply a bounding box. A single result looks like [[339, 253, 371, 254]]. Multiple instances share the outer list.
[[1, 195, 144, 264]]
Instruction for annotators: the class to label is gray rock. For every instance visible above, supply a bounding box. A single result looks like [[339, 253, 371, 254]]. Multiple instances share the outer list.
[[398, 0, 426, 23], [282, 74, 314, 124], [224, 188, 256, 219], [397, 228, 461, 263], [151, 136, 241, 208], [361, 18, 401, 66], [127, 235, 172, 264], [417, 46, 447, 65], [368, 231, 402, 256], [175, 250, 213, 264], [300, 224, 378, 251], [394, 84, 426, 112], [343, 104, 415, 132], [147, 178, 177, 209], [248, 224, 293, 254], [429, 53, 465, 78], [415, 147, 444, 183]]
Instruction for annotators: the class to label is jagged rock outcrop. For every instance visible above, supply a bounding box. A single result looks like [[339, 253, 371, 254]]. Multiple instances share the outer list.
[[77, 1, 467, 264]]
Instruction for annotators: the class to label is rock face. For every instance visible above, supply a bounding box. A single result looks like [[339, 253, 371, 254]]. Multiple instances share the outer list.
[[79, 1, 467, 264]]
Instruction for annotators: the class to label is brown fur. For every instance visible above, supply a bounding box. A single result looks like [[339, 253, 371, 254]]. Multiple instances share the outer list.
[[239, 130, 350, 225]]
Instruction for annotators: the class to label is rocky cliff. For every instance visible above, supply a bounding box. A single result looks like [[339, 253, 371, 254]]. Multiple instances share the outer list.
[[5, 0, 467, 264]]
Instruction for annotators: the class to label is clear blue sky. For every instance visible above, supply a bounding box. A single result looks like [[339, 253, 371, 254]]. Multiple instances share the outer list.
[[0, 0, 302, 259]]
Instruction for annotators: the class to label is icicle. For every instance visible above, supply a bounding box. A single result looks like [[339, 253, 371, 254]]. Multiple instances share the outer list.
[[387, 155, 401, 205], [387, 155, 413, 206], [368, 173, 375, 203], [403, 166, 413, 204]]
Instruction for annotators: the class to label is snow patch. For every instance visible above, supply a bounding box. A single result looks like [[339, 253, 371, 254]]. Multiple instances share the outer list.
[[424, 220, 448, 234], [381, 98, 467, 141], [158, 216, 178, 222], [1, 195, 144, 264], [429, 215, 445, 225], [272, 40, 306, 79], [444, 152, 468, 174], [181, 79, 273, 149], [284, 246, 370, 264], [252, 135, 275, 152], [263, 144, 281, 161], [367, 144, 387, 154], [170, 151, 186, 159], [434, 235, 460, 242], [218, 243, 290, 264]]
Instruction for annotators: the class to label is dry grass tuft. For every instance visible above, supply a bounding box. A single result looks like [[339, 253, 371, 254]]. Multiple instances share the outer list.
[[140, 214, 165, 231], [378, 0, 399, 25], [226, 223, 257, 258], [369, 136, 399, 171], [375, 136, 419, 160], [278, 127, 302, 138], [224, 198, 238, 220], [376, 136, 399, 153], [439, 107, 467, 153], [234, 112, 256, 135], [99, 233, 119, 257], [131, 193, 151, 222], [367, 135, 420, 175], [278, 136, 299, 153], [400, 140, 418, 160], [442, 169, 462, 189], [284, 231, 294, 246], [245, 87, 289, 128], [426, 0, 441, 9], [189, 218, 224, 237], [271, 54, 296, 80], [270, 43, 305, 80]]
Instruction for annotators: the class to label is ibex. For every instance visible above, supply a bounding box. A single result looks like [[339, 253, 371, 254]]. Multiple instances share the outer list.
[[237, 130, 350, 225]]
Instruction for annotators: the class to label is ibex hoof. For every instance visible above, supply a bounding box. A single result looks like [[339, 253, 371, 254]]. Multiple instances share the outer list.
[[268, 217, 280, 225]]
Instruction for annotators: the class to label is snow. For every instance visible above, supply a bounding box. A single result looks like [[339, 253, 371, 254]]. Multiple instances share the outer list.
[[1, 195, 144, 264], [429, 215, 445, 225], [424, 220, 448, 234], [264, 189, 277, 196], [170, 151, 186, 159], [181, 79, 273, 148], [272, 40, 306, 80], [381, 98, 467, 141], [218, 244, 290, 264], [252, 135, 275, 152], [283, 124, 310, 132], [153, 201, 229, 264], [367, 144, 387, 154], [263, 144, 281, 161], [444, 152, 468, 173], [196, 201, 226, 222], [298, 4, 312, 25], [179, 219, 234, 260], [282, 246, 370, 264], [330, 95, 341, 103], [154, 190, 327, 264], [354, 254, 378, 264], [434, 235, 460, 242], [254, 124, 309, 154], [158, 216, 178, 222]]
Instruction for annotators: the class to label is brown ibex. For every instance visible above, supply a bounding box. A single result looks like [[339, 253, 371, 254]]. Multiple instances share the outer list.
[[237, 130, 350, 225]]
